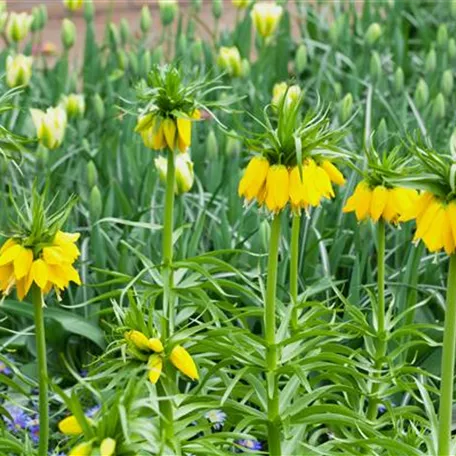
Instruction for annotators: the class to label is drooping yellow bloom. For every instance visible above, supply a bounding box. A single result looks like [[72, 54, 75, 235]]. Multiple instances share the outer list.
[[238, 156, 270, 203], [169, 345, 199, 380], [69, 442, 92, 456], [343, 181, 419, 224], [251, 2, 283, 38], [321, 160, 346, 186], [264, 165, 289, 213], [58, 415, 83, 435], [0, 230, 81, 301]]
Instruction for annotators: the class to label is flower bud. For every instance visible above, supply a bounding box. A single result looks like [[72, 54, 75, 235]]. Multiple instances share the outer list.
[[177, 34, 187, 56], [217, 46, 243, 77], [6, 54, 33, 88], [251, 2, 283, 38], [425, 47, 436, 74], [232, 0, 249, 8], [100, 438, 116, 456], [365, 23, 382, 45], [108, 23, 120, 49], [449, 39, 456, 61], [84, 0, 94, 22], [61, 18, 76, 49], [155, 153, 194, 195], [159, 0, 177, 26], [441, 69, 453, 96], [140, 50, 151, 75], [376, 118, 388, 147], [212, 0, 223, 20], [39, 5, 48, 29], [206, 129, 218, 160], [258, 219, 271, 253], [370, 51, 382, 82], [30, 106, 67, 150], [437, 24, 448, 48], [333, 82, 342, 99], [63, 0, 83, 11], [87, 161, 98, 187], [432, 93, 446, 120], [169, 345, 199, 380], [140, 5, 151, 34], [192, 0, 203, 12], [393, 67, 404, 94], [295, 43, 308, 73], [120, 18, 130, 44], [225, 131, 241, 157], [69, 442, 92, 456], [414, 78, 429, 109], [6, 12, 33, 43], [31, 7, 42, 32], [339, 93, 353, 124], [191, 38, 203, 64], [89, 186, 103, 220], [272, 82, 302, 110], [60, 93, 85, 119], [92, 93, 105, 121]]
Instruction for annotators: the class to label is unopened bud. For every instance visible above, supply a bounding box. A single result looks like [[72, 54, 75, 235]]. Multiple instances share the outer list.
[[192, 0, 202, 12], [377, 118, 388, 147], [90, 186, 103, 220], [109, 23, 120, 49], [120, 18, 130, 44], [93, 93, 105, 121], [128, 51, 138, 74], [84, 0, 94, 22], [191, 39, 203, 63], [414, 78, 429, 109], [212, 0, 223, 20], [370, 51, 381, 82], [365, 23, 382, 45], [39, 5, 48, 29], [432, 93, 446, 120], [159, 0, 177, 26], [152, 46, 163, 65], [295, 43, 307, 73], [206, 129, 218, 159], [393, 67, 404, 94], [441, 70, 454, 97], [438, 24, 448, 48], [425, 47, 437, 74], [31, 7, 42, 32], [61, 18, 76, 49], [87, 161, 98, 187], [449, 39, 456, 61], [339, 93, 353, 124], [140, 50, 151, 75], [140, 6, 151, 34]]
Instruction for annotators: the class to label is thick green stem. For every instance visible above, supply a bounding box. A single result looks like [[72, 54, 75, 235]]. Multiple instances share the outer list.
[[33, 285, 49, 455], [438, 254, 456, 456], [265, 215, 282, 456], [159, 148, 176, 445], [290, 214, 301, 332], [367, 219, 387, 420]]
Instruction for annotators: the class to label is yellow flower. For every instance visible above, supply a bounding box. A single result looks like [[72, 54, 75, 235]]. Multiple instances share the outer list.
[[60, 93, 85, 119], [69, 442, 92, 456], [321, 160, 346, 186], [148, 354, 163, 384], [169, 345, 199, 380], [125, 330, 164, 353], [217, 46, 243, 78], [288, 159, 340, 212], [30, 106, 67, 150], [271, 82, 301, 110], [265, 165, 289, 213], [232, 0, 249, 8], [58, 415, 83, 435], [100, 437, 116, 456], [0, 230, 81, 301], [63, 0, 84, 11], [251, 2, 283, 38], [238, 156, 270, 203], [343, 182, 419, 223], [6, 12, 33, 43], [6, 54, 33, 88], [148, 337, 164, 353]]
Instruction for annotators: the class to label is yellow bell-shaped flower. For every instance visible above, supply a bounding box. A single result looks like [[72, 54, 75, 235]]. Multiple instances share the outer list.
[[58, 415, 83, 435], [169, 345, 199, 380]]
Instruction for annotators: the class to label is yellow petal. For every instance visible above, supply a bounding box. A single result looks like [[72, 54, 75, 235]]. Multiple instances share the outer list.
[[0, 239, 16, 255], [55, 231, 80, 244], [414, 199, 441, 241], [69, 442, 92, 456], [31, 259, 49, 290], [42, 246, 66, 265], [314, 165, 335, 200], [238, 156, 270, 201], [58, 415, 83, 435], [148, 354, 163, 384], [443, 208, 455, 255], [13, 246, 33, 280], [288, 167, 305, 206], [100, 437, 117, 456], [125, 330, 150, 351], [447, 201, 456, 243], [370, 186, 388, 222], [321, 160, 345, 186], [381, 190, 397, 223], [169, 345, 199, 380], [350, 181, 372, 221], [0, 243, 21, 267], [422, 205, 445, 252], [265, 165, 289, 212], [162, 118, 177, 150], [148, 338, 164, 353], [0, 265, 14, 292], [177, 118, 191, 151]]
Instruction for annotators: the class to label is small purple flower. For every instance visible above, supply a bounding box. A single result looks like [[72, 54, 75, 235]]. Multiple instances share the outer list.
[[204, 409, 226, 430], [0, 357, 13, 375], [86, 405, 100, 418], [236, 438, 263, 452], [3, 405, 28, 433], [378, 404, 387, 414], [27, 415, 40, 443]]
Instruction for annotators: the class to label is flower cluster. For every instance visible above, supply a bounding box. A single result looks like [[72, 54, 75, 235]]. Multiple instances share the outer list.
[[125, 330, 199, 383], [343, 181, 419, 224], [135, 110, 200, 153], [238, 156, 345, 213], [0, 230, 81, 301], [3, 404, 39, 444]]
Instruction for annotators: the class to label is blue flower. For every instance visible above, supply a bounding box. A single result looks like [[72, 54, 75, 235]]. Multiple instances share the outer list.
[[235, 438, 263, 452], [27, 415, 40, 443], [204, 409, 227, 430], [0, 357, 13, 375], [86, 405, 100, 418], [3, 405, 28, 433]]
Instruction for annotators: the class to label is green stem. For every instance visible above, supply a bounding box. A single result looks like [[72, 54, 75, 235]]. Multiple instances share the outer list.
[[438, 254, 456, 456], [367, 219, 387, 421], [265, 215, 282, 456], [290, 214, 301, 332], [159, 148, 176, 445], [33, 285, 49, 455]]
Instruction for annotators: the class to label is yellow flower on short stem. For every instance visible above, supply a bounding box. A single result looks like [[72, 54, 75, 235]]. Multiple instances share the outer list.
[[0, 230, 81, 301], [343, 180, 419, 224]]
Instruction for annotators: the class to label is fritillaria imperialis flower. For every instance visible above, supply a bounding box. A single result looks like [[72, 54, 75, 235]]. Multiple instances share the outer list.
[[155, 152, 195, 194], [272, 82, 302, 110], [343, 181, 419, 224], [251, 2, 283, 38], [239, 157, 345, 213], [30, 106, 67, 150], [0, 231, 81, 301], [124, 329, 199, 384], [6, 54, 33, 88], [6, 12, 33, 43], [217, 46, 243, 78], [135, 110, 200, 153]]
